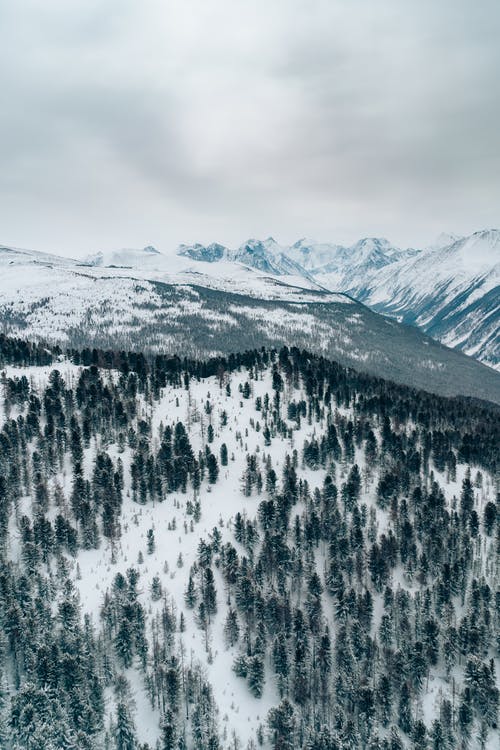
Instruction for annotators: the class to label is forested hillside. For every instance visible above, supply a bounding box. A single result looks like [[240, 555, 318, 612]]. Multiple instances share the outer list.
[[0, 336, 498, 749], [2, 246, 500, 406]]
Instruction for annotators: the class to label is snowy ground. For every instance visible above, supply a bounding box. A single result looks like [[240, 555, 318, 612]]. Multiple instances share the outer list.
[[1, 360, 498, 748]]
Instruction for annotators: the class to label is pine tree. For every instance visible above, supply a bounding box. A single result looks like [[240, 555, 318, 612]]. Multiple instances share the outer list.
[[377, 673, 392, 727], [161, 710, 177, 750], [115, 618, 134, 668], [147, 528, 155, 554], [185, 573, 197, 608], [220, 443, 228, 466], [151, 576, 162, 601], [202, 567, 217, 620], [248, 655, 265, 698], [207, 453, 219, 484], [268, 699, 295, 750], [224, 609, 240, 647], [398, 682, 412, 734], [115, 701, 137, 750]]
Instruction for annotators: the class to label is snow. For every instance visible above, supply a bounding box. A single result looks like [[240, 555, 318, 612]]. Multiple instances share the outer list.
[[62, 368, 297, 746], [1, 228, 498, 371], [3, 357, 498, 748], [0, 242, 349, 310], [347, 231, 500, 371]]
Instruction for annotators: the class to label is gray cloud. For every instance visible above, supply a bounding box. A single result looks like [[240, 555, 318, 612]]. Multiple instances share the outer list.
[[0, 0, 499, 255]]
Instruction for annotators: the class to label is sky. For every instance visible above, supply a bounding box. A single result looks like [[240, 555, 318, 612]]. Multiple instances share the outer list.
[[1, 0, 499, 257]]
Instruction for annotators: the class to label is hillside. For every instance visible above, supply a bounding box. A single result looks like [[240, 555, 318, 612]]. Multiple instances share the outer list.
[[0, 338, 498, 748]]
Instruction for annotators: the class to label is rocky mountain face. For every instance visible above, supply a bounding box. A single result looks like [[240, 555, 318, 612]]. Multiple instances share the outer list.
[[177, 242, 228, 263]]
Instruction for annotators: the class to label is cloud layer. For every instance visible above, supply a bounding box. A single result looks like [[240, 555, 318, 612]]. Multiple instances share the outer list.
[[1, 0, 499, 255]]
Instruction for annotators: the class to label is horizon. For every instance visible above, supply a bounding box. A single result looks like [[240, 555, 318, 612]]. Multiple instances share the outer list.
[[3, 226, 499, 261]]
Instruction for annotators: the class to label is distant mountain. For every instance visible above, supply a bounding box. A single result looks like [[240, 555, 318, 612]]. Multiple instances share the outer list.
[[174, 230, 499, 371], [0, 243, 76, 267], [0, 238, 499, 403], [425, 231, 463, 251], [232, 237, 315, 277], [350, 230, 500, 371], [178, 237, 312, 278], [310, 238, 420, 291], [177, 242, 229, 263], [286, 238, 346, 270]]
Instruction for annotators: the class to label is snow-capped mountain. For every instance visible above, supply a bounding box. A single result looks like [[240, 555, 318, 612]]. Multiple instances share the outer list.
[[310, 238, 420, 291], [231, 237, 310, 277], [426, 231, 463, 251], [177, 242, 229, 263], [286, 238, 346, 271], [1, 239, 499, 403], [290, 237, 405, 274], [298, 232, 499, 371], [178, 237, 311, 278], [174, 231, 499, 371], [350, 230, 500, 371]]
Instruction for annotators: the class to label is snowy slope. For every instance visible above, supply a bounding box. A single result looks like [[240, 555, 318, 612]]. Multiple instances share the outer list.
[[351, 230, 500, 371], [84, 245, 163, 267], [1, 351, 498, 749], [0, 242, 78, 267], [310, 238, 419, 291]]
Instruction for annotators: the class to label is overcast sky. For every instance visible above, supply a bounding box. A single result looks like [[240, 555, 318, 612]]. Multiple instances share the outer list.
[[1, 0, 499, 257]]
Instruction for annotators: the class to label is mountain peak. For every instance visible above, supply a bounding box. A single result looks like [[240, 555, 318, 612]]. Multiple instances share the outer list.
[[177, 242, 228, 262], [233, 238, 309, 276], [355, 236, 391, 246], [241, 237, 276, 249], [346, 237, 401, 269]]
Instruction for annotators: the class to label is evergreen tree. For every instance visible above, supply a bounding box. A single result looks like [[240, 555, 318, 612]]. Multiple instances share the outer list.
[[224, 609, 240, 647], [268, 699, 295, 750], [115, 701, 137, 750]]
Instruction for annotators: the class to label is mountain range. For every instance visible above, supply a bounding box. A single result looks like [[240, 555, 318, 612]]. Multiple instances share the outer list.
[[178, 230, 499, 372], [0, 229, 499, 404]]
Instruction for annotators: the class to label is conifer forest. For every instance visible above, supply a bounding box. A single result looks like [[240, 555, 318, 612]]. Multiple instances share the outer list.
[[0, 335, 498, 749]]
